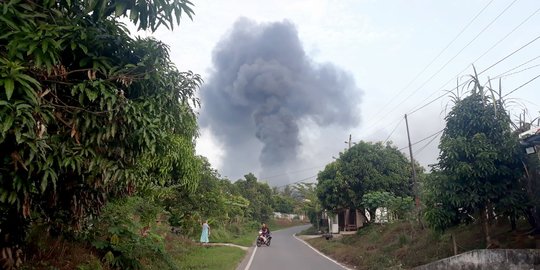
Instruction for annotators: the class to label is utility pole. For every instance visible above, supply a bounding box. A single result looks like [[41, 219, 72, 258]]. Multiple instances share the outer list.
[[345, 134, 352, 149], [404, 114, 419, 208]]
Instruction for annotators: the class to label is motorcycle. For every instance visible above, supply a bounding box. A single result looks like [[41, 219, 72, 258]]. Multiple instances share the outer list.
[[256, 230, 271, 247]]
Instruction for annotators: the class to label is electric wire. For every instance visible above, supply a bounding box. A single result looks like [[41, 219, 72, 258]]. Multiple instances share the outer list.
[[407, 33, 540, 115], [502, 73, 540, 98], [469, 4, 540, 69], [406, 3, 540, 116], [491, 55, 540, 79], [277, 174, 318, 188], [383, 118, 404, 144], [360, 0, 495, 131], [259, 164, 326, 180], [388, 0, 519, 114], [398, 129, 444, 152], [413, 131, 443, 156], [494, 63, 540, 80]]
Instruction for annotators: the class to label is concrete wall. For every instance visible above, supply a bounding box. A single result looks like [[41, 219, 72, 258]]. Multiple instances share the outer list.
[[413, 249, 540, 270]]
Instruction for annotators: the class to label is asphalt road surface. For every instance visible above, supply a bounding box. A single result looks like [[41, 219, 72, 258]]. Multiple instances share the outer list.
[[239, 225, 347, 270]]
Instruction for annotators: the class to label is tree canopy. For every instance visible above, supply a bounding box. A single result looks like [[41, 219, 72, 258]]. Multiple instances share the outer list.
[[234, 173, 274, 222], [0, 0, 199, 249], [317, 141, 417, 219], [424, 80, 525, 245]]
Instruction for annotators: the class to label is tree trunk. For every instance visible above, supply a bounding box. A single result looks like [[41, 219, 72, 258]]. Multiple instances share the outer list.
[[451, 234, 458, 255], [487, 202, 494, 226], [481, 206, 492, 248], [510, 211, 517, 231], [368, 209, 376, 223], [316, 212, 320, 232]]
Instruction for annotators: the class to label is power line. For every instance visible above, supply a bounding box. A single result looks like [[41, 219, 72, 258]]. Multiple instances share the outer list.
[[398, 129, 444, 152], [259, 164, 326, 180], [502, 73, 540, 98], [495, 63, 540, 80], [362, 0, 518, 132], [277, 174, 317, 188], [391, 0, 519, 111], [383, 118, 404, 144], [360, 0, 495, 131], [469, 5, 540, 67], [414, 131, 443, 156], [491, 55, 540, 79], [406, 4, 540, 116], [481, 34, 540, 75], [408, 57, 540, 116], [408, 33, 540, 115]]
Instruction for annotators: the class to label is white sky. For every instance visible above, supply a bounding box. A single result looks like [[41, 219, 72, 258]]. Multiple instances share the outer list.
[[144, 0, 540, 184]]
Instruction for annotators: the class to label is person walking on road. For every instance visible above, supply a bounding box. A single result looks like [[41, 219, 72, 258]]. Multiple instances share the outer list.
[[200, 220, 210, 245]]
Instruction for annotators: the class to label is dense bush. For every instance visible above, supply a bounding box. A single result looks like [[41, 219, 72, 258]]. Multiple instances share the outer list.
[[89, 197, 175, 270], [0, 1, 199, 267]]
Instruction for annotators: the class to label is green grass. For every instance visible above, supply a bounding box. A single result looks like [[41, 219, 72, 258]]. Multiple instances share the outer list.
[[140, 231, 247, 270], [305, 219, 536, 270], [297, 225, 320, 235], [172, 245, 246, 270], [211, 227, 257, 246]]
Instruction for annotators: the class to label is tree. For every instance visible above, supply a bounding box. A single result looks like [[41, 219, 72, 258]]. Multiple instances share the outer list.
[[428, 77, 524, 246], [294, 182, 322, 229], [0, 0, 198, 256], [163, 157, 249, 237], [234, 173, 274, 222], [362, 191, 413, 222], [317, 141, 416, 221]]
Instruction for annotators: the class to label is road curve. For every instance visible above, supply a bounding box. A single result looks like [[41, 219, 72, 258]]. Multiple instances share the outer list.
[[238, 225, 347, 270]]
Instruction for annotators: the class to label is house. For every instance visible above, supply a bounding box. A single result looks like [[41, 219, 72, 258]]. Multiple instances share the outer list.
[[520, 125, 540, 154], [324, 207, 389, 234], [324, 208, 368, 233], [273, 212, 305, 221]]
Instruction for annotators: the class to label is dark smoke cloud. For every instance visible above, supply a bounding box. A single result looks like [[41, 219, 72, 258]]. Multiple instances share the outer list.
[[199, 18, 362, 185]]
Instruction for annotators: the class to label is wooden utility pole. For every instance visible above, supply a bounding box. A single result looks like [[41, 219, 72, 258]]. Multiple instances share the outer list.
[[346, 134, 352, 149], [405, 114, 419, 208]]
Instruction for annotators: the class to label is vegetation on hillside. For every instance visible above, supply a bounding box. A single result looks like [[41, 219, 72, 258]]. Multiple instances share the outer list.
[[306, 219, 536, 270], [307, 73, 540, 268], [0, 1, 309, 269], [316, 141, 419, 223]]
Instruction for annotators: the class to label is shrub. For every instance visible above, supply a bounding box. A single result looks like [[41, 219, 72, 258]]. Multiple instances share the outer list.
[[89, 197, 175, 270]]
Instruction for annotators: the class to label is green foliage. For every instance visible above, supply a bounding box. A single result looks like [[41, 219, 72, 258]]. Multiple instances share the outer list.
[[362, 191, 395, 212], [0, 0, 201, 259], [234, 173, 274, 223], [423, 172, 465, 231], [317, 141, 417, 218], [272, 194, 295, 213], [172, 245, 246, 270], [163, 157, 249, 238], [77, 259, 103, 270], [427, 83, 524, 232], [363, 191, 414, 221], [89, 197, 175, 270], [294, 182, 322, 226]]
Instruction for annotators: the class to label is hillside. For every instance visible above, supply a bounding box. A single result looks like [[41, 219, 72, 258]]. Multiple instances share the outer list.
[[305, 220, 536, 269]]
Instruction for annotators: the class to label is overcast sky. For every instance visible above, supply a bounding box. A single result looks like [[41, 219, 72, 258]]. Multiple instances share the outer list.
[[143, 0, 540, 186]]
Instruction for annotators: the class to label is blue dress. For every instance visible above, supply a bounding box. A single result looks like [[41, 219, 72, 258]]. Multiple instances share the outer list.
[[200, 223, 209, 243]]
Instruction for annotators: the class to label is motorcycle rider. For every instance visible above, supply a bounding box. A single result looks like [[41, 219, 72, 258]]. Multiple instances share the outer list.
[[260, 222, 271, 243]]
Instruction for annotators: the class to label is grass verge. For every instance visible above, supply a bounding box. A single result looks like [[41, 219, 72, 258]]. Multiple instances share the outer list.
[[172, 245, 245, 270], [22, 218, 307, 269], [305, 220, 536, 270]]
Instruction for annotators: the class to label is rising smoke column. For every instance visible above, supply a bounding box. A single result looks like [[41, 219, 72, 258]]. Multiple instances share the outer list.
[[199, 18, 362, 184]]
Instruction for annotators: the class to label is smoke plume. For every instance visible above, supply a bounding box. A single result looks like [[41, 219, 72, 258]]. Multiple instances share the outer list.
[[199, 18, 362, 184]]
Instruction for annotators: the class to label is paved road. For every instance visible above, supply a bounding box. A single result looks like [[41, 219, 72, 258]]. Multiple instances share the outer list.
[[239, 225, 347, 270]]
